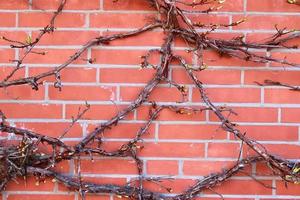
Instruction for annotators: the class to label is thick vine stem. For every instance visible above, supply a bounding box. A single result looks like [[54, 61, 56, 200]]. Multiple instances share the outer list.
[[26, 167, 164, 200]]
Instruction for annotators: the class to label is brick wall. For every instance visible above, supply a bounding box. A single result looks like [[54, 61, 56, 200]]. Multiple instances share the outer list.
[[1, 0, 300, 200]]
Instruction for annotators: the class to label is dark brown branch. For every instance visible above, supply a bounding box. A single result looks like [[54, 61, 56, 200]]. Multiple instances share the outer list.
[[1, 0, 66, 85], [75, 32, 174, 151], [0, 23, 162, 89]]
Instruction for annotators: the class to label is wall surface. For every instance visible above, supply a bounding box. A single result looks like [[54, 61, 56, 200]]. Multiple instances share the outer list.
[[0, 0, 300, 200]]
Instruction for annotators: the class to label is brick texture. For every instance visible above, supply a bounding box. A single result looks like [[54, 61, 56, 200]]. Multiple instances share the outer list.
[[0, 0, 300, 199]]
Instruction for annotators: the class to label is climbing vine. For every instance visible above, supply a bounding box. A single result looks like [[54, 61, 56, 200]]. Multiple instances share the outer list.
[[0, 0, 300, 199]]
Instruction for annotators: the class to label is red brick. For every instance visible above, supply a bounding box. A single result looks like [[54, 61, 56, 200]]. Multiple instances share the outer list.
[[120, 86, 186, 102], [83, 176, 126, 185], [0, 66, 25, 81], [53, 160, 71, 173], [172, 50, 193, 64], [233, 15, 300, 30], [100, 68, 155, 83], [103, 0, 154, 10], [263, 199, 300, 200], [92, 49, 158, 65], [183, 161, 234, 176], [247, 0, 300, 12], [255, 162, 275, 176], [172, 69, 241, 85], [147, 160, 178, 175], [32, 0, 100, 10], [217, 0, 244, 12], [244, 144, 300, 159], [0, 13, 15, 27], [0, 49, 15, 63], [193, 88, 261, 103], [80, 159, 138, 174], [204, 179, 272, 195], [7, 194, 74, 200], [0, 31, 27, 45], [142, 178, 195, 193], [140, 142, 205, 158], [270, 52, 300, 67], [92, 141, 126, 152], [137, 105, 206, 121], [186, 14, 230, 29], [32, 31, 100, 45], [208, 32, 243, 40], [66, 104, 134, 120], [90, 13, 156, 28], [19, 12, 85, 27], [159, 124, 227, 140], [87, 122, 155, 139], [265, 88, 300, 104], [0, 85, 44, 100], [102, 31, 164, 46], [86, 195, 110, 200], [281, 108, 300, 123], [234, 125, 298, 141], [178, 0, 243, 12], [0, 0, 28, 9], [29, 67, 97, 83], [245, 70, 300, 85], [207, 142, 241, 158], [5, 176, 55, 192], [203, 50, 265, 67], [49, 85, 116, 101], [15, 122, 82, 138], [245, 33, 273, 43], [276, 181, 300, 195], [23, 49, 87, 64], [0, 103, 62, 118], [209, 107, 278, 123], [197, 198, 254, 200]]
